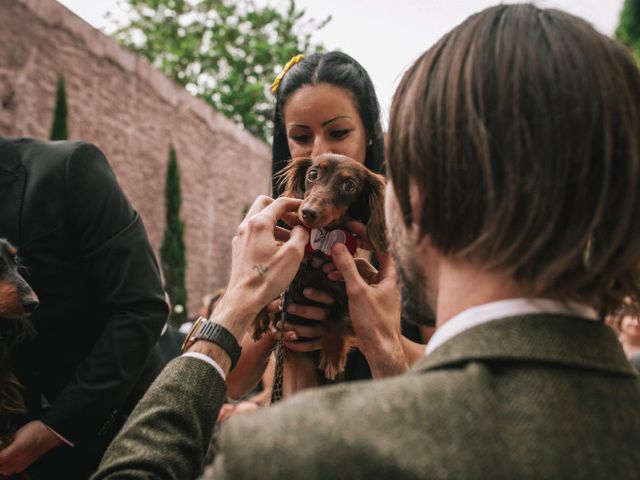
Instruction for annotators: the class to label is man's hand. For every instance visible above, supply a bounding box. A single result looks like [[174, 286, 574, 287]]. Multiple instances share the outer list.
[[211, 195, 309, 339], [0, 420, 63, 477], [331, 222, 408, 377]]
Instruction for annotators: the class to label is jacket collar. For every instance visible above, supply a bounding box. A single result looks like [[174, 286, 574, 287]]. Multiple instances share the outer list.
[[425, 298, 598, 355], [0, 136, 24, 177], [0, 136, 26, 245], [411, 314, 635, 377]]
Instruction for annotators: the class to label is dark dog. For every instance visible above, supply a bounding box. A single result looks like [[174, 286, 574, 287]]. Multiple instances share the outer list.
[[254, 154, 387, 389], [0, 239, 38, 451]]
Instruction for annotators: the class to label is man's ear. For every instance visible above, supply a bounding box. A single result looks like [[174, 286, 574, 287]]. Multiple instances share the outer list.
[[363, 171, 388, 253], [275, 157, 311, 198]]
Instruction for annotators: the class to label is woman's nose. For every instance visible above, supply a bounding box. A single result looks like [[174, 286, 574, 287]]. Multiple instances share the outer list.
[[311, 137, 331, 157]]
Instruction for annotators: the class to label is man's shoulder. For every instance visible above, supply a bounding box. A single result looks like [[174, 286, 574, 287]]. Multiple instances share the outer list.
[[211, 369, 463, 480], [2, 136, 104, 173], [208, 337, 640, 479]]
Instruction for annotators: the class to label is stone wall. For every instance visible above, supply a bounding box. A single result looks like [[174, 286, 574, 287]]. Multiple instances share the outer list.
[[0, 0, 272, 317]]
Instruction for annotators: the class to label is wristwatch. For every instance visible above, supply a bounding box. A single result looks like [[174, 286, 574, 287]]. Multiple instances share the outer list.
[[181, 316, 242, 370]]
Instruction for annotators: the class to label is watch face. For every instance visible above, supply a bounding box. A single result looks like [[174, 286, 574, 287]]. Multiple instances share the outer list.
[[181, 316, 204, 352], [179, 317, 242, 370]]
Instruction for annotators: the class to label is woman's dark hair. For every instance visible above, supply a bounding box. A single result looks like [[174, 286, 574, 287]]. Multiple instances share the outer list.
[[271, 51, 384, 196], [387, 4, 640, 315]]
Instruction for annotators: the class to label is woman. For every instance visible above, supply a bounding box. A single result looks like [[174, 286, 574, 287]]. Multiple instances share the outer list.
[[225, 51, 427, 406], [271, 52, 385, 193], [612, 304, 640, 370]]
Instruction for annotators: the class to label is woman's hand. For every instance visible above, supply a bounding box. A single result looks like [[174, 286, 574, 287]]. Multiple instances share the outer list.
[[266, 288, 336, 352], [217, 401, 261, 423]]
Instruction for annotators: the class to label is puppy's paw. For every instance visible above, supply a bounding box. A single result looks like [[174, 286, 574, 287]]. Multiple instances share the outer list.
[[251, 309, 271, 341], [319, 353, 345, 381]]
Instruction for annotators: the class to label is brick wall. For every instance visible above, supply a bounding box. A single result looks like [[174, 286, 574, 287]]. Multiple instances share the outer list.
[[0, 0, 272, 317]]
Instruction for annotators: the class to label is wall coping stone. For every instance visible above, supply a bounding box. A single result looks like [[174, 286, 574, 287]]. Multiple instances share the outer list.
[[17, 0, 270, 159]]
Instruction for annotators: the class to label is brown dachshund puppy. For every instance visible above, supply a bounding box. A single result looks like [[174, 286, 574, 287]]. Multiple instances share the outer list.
[[254, 153, 387, 387], [0, 239, 38, 451]]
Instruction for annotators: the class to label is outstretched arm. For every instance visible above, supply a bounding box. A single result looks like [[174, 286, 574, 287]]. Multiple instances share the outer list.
[[93, 196, 308, 480], [226, 331, 277, 400]]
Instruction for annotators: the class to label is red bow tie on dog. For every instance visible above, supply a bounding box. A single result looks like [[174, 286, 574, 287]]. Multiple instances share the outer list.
[[253, 153, 387, 393], [304, 227, 358, 259]]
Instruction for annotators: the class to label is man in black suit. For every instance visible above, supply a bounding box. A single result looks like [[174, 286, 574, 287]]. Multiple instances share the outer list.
[[0, 137, 169, 478]]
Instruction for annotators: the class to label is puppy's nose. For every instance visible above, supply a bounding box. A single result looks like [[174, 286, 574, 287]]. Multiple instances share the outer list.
[[22, 297, 39, 314], [301, 207, 318, 223]]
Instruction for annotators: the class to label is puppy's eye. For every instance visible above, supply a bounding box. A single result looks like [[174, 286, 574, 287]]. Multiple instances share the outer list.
[[307, 169, 318, 182], [342, 179, 356, 193]]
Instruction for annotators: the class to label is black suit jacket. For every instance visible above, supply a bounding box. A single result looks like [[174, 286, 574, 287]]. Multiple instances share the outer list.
[[0, 137, 168, 476]]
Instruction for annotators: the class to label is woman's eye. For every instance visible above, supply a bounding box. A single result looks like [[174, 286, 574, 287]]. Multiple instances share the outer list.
[[342, 179, 356, 193], [307, 169, 318, 181], [330, 129, 350, 139], [292, 134, 311, 144]]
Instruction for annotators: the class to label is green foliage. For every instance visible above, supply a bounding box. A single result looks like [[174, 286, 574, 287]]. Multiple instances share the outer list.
[[616, 0, 640, 62], [50, 75, 69, 140], [108, 0, 330, 142], [160, 145, 188, 325]]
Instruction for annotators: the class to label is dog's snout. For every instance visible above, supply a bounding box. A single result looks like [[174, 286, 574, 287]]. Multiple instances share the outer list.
[[22, 296, 39, 314], [301, 207, 318, 223]]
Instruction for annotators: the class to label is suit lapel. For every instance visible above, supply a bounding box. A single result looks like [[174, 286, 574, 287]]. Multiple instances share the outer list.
[[411, 314, 635, 376], [0, 137, 27, 245]]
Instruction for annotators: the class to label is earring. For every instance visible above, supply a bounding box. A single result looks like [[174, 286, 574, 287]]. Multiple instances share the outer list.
[[367, 138, 373, 146], [582, 236, 595, 269]]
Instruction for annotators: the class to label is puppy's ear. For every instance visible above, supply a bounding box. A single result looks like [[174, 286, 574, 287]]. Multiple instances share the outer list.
[[363, 171, 388, 253], [275, 157, 311, 199]]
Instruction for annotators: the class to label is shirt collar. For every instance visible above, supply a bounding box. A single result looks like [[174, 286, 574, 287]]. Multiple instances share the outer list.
[[425, 298, 598, 355]]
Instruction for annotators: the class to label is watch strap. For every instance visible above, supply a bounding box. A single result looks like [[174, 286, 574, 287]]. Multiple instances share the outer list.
[[186, 317, 242, 370]]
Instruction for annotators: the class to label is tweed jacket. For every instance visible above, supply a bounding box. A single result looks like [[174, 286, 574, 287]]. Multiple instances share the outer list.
[[93, 314, 640, 480]]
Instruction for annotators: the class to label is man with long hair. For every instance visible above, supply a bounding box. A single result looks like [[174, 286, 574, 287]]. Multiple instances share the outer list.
[[93, 5, 640, 479]]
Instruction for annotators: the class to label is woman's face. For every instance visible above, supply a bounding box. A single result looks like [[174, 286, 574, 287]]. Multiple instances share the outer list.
[[283, 83, 367, 164], [621, 315, 640, 338]]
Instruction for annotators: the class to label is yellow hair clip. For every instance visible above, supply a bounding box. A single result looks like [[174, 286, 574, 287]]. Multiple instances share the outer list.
[[271, 54, 305, 93]]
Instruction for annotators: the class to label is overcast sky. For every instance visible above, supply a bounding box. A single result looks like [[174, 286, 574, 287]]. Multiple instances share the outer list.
[[57, 0, 625, 125]]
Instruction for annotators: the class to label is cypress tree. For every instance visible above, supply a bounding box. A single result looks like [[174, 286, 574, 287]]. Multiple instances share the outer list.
[[160, 146, 188, 325], [50, 75, 69, 140], [616, 0, 640, 62]]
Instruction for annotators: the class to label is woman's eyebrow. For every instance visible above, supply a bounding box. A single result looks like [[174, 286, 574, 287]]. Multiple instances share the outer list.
[[321, 115, 351, 127]]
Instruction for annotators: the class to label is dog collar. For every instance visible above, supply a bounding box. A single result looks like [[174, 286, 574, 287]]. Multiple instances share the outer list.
[[304, 228, 357, 259]]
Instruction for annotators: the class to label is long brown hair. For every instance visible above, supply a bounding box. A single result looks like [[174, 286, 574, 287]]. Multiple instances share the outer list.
[[387, 4, 640, 315]]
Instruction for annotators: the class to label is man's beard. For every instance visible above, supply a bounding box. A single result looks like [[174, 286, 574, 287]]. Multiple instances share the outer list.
[[390, 244, 435, 327]]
